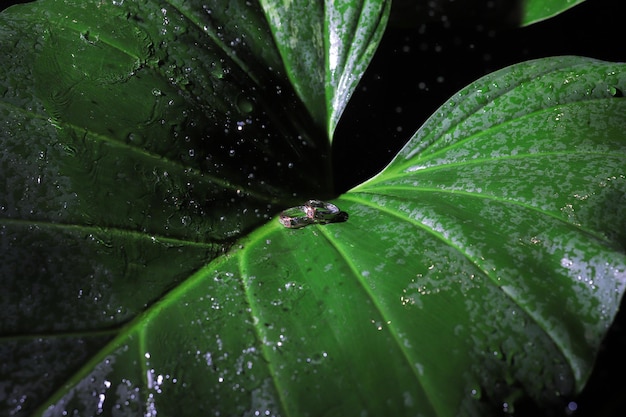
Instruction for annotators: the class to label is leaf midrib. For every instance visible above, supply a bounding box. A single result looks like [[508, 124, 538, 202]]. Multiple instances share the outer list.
[[0, 217, 217, 248], [351, 184, 612, 244], [165, 0, 261, 86], [370, 149, 626, 187], [340, 191, 594, 393], [237, 232, 292, 417], [315, 225, 442, 417], [235, 178, 613, 405], [398, 64, 621, 167], [1, 96, 283, 205]]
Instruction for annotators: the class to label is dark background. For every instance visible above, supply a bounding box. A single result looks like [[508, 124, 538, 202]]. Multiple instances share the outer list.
[[332, 1, 626, 415]]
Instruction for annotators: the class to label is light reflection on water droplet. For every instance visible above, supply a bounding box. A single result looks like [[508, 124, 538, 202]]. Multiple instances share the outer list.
[[567, 401, 578, 412]]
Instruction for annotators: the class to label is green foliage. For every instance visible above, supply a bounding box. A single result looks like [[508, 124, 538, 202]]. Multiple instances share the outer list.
[[261, 0, 390, 138], [1, 1, 624, 416], [521, 0, 587, 26]]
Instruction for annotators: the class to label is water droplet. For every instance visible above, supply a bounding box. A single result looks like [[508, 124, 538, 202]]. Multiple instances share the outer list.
[[127, 132, 145, 146], [608, 86, 623, 97], [236, 94, 253, 113], [210, 60, 224, 79]]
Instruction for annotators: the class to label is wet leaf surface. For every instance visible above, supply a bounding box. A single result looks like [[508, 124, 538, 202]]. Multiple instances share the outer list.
[[1, 0, 625, 416], [261, 0, 390, 138]]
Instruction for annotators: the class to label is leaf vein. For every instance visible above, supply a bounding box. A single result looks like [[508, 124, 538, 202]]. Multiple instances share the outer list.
[[0, 217, 218, 248], [341, 192, 577, 369], [351, 185, 612, 245], [315, 225, 442, 416], [401, 58, 609, 163]]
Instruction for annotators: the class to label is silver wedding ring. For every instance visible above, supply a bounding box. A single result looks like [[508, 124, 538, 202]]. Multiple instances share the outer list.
[[279, 200, 347, 229]]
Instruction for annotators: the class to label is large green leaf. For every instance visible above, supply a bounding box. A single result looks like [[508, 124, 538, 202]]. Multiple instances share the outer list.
[[347, 55, 626, 398], [2, 0, 625, 415], [0, 0, 332, 414], [13, 56, 626, 416], [260, 0, 390, 139]]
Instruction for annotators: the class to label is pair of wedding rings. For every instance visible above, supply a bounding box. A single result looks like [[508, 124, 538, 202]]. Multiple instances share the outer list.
[[279, 200, 347, 229]]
